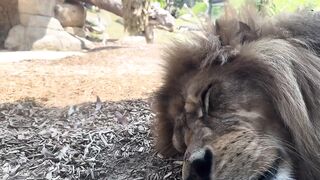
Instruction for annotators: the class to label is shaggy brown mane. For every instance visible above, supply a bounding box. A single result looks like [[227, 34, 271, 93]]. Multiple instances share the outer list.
[[154, 6, 320, 179]]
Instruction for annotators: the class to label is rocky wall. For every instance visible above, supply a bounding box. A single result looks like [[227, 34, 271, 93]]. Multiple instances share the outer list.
[[4, 0, 92, 51], [0, 0, 19, 48]]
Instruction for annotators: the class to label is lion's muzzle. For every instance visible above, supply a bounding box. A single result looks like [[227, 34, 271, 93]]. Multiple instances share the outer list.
[[183, 148, 214, 180]]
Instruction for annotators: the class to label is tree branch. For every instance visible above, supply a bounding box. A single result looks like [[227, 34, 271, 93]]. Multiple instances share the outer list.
[[77, 0, 123, 17]]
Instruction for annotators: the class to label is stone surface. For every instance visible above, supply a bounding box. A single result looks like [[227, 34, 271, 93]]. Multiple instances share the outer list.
[[3, 0, 94, 51], [4, 25, 25, 50], [20, 14, 64, 30], [30, 35, 63, 50], [19, 0, 56, 17], [149, 2, 175, 31], [0, 0, 19, 48], [56, 0, 65, 4], [32, 31, 94, 50], [64, 27, 86, 38], [55, 3, 86, 27], [5, 25, 93, 51]]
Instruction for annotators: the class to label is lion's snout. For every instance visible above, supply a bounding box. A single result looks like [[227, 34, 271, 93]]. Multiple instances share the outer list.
[[182, 148, 214, 180]]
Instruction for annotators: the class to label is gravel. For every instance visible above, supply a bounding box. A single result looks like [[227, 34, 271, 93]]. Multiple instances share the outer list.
[[0, 98, 182, 180]]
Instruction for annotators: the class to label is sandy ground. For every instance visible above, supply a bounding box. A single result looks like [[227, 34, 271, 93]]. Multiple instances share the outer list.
[[0, 51, 85, 62], [0, 44, 164, 107]]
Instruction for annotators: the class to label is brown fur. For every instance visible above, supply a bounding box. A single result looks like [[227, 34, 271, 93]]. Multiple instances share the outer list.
[[154, 7, 320, 180]]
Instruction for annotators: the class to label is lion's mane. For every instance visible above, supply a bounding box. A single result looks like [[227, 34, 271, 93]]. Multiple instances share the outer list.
[[154, 7, 320, 179]]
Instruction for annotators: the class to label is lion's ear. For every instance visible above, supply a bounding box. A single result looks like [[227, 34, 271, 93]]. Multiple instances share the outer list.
[[215, 20, 257, 46], [232, 21, 259, 45], [238, 21, 251, 33], [238, 21, 251, 32], [238, 21, 257, 43]]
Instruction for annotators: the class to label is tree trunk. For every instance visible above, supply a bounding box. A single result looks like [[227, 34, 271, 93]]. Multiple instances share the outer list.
[[76, 0, 123, 17], [122, 0, 153, 43], [76, 0, 154, 43]]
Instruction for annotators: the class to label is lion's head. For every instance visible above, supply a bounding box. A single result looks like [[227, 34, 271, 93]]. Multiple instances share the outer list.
[[153, 7, 320, 180]]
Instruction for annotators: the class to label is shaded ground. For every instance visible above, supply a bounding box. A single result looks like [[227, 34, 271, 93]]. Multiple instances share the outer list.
[[0, 43, 183, 179], [0, 99, 182, 180]]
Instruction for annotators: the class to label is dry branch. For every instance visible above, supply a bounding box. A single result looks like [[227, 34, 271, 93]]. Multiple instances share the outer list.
[[77, 0, 123, 17]]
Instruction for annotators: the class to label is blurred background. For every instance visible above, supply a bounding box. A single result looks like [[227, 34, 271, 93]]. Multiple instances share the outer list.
[[1, 0, 320, 51]]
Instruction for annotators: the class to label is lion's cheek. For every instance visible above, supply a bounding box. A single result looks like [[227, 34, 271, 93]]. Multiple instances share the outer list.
[[172, 130, 187, 153]]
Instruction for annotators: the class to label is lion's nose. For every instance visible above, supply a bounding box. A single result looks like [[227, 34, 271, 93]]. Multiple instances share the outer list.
[[183, 148, 214, 180]]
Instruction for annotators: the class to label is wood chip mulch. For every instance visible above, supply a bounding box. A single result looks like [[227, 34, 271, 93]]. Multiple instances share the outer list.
[[0, 98, 182, 180]]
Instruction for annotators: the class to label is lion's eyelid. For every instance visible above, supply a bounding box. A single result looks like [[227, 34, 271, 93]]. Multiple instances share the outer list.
[[203, 85, 213, 115]]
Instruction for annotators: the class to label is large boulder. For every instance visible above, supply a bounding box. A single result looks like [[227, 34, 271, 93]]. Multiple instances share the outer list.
[[0, 0, 19, 48], [32, 31, 94, 50], [149, 3, 175, 31], [55, 3, 86, 27], [64, 27, 86, 38], [32, 32, 82, 51], [20, 14, 64, 30], [4, 0, 94, 51], [4, 25, 24, 50], [5, 25, 93, 51], [18, 0, 56, 17], [56, 0, 65, 4]]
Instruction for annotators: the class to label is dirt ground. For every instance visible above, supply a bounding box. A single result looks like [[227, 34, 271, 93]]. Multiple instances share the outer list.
[[0, 43, 163, 107], [0, 43, 183, 179]]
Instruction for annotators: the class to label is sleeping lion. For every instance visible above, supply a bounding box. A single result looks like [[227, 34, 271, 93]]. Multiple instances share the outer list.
[[153, 6, 320, 180]]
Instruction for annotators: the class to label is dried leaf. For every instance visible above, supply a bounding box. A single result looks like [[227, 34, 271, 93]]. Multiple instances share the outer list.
[[115, 111, 128, 125], [56, 145, 70, 160], [95, 96, 102, 111], [163, 172, 172, 179], [68, 105, 76, 116], [0, 99, 182, 179]]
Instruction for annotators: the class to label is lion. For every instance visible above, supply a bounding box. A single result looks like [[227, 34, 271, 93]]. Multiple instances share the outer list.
[[153, 6, 320, 180]]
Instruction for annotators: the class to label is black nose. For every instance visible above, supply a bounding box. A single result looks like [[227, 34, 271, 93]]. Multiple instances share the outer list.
[[187, 148, 214, 180]]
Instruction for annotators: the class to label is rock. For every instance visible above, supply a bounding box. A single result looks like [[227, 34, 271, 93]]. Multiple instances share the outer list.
[[56, 0, 65, 4], [4, 25, 25, 50], [32, 33, 81, 51], [5, 25, 94, 51], [74, 36, 95, 50], [5, 25, 60, 50], [20, 14, 63, 30], [0, 0, 19, 48], [149, 2, 175, 31], [86, 32, 108, 45], [86, 13, 108, 33], [31, 35, 63, 51], [55, 3, 86, 27], [3, 0, 93, 51], [64, 27, 86, 38], [18, 0, 56, 17], [31, 28, 94, 50]]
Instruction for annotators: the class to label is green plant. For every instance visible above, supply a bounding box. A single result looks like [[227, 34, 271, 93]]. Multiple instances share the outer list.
[[211, 4, 224, 19], [268, 0, 320, 14], [192, 2, 208, 15], [228, 0, 320, 15]]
